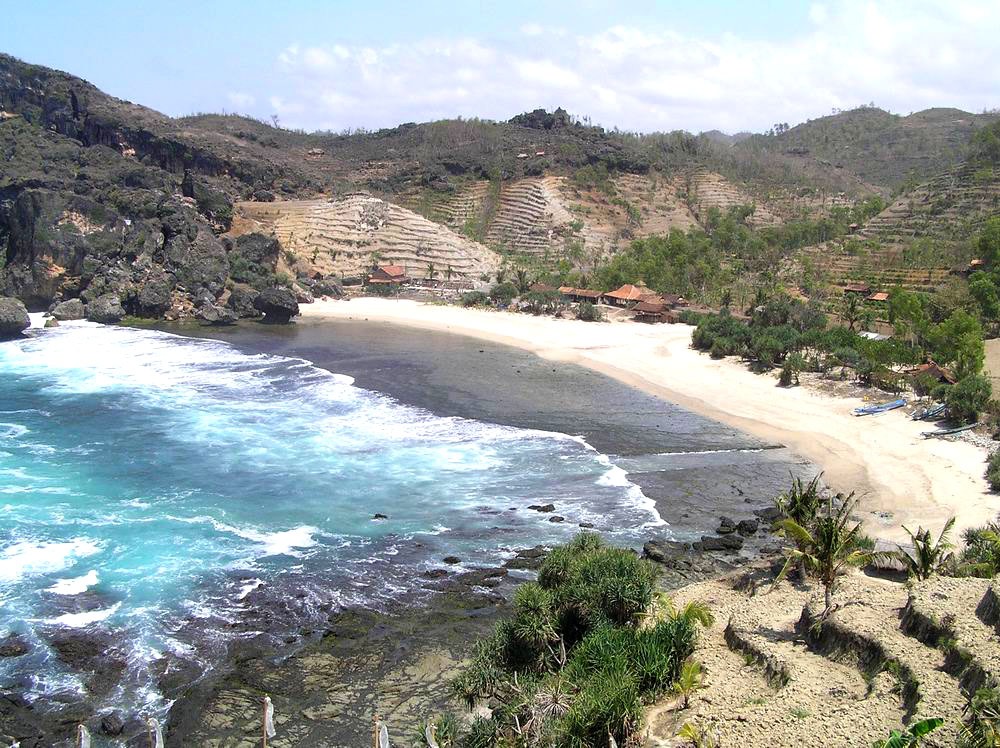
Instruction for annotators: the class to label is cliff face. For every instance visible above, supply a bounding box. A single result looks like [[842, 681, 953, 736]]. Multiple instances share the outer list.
[[0, 55, 320, 318]]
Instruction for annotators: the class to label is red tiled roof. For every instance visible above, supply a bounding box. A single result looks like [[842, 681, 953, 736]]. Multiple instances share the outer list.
[[604, 284, 646, 301], [378, 265, 405, 277], [867, 292, 889, 302]]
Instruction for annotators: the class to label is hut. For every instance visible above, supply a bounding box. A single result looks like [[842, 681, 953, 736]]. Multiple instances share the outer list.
[[866, 291, 889, 304], [528, 282, 557, 294], [368, 265, 408, 285], [559, 287, 602, 303], [603, 283, 647, 307], [843, 283, 871, 295], [906, 361, 956, 385], [632, 300, 668, 323]]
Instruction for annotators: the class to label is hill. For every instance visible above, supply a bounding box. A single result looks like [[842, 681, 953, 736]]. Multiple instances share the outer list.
[[741, 105, 1000, 191]]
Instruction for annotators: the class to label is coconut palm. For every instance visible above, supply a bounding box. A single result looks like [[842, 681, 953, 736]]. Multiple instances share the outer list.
[[677, 721, 719, 748], [962, 687, 1000, 747], [774, 493, 887, 621], [671, 659, 705, 708], [896, 517, 956, 581], [426, 262, 438, 281]]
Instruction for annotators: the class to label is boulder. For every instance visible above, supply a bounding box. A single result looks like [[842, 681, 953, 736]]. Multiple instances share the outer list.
[[527, 503, 555, 513], [44, 318, 59, 328], [0, 297, 30, 339], [697, 534, 744, 552], [642, 539, 691, 564], [310, 279, 343, 298], [716, 516, 736, 535], [736, 519, 760, 537], [292, 283, 314, 304], [253, 288, 299, 323], [51, 298, 85, 320], [137, 274, 173, 317], [548, 515, 565, 523], [100, 711, 125, 736], [197, 304, 238, 326], [754, 506, 785, 524], [86, 293, 125, 323], [226, 283, 261, 318], [0, 634, 29, 658]]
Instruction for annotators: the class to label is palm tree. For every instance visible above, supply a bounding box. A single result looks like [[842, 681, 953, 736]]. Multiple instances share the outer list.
[[426, 262, 438, 281], [672, 659, 704, 708], [677, 721, 719, 748], [962, 687, 1000, 747], [774, 494, 887, 621], [896, 517, 956, 581], [872, 718, 943, 747], [515, 267, 531, 294]]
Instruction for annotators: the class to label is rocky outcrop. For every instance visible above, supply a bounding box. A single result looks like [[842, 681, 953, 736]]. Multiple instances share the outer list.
[[51, 298, 85, 320], [253, 288, 299, 323], [85, 293, 124, 323], [0, 297, 30, 339], [226, 284, 261, 318]]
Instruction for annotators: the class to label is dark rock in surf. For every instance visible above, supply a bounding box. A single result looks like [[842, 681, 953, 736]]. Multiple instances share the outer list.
[[737, 519, 760, 536], [0, 633, 29, 657], [253, 287, 299, 323], [0, 297, 30, 339], [85, 293, 125, 323], [100, 710, 125, 736], [372, 513, 388, 520], [44, 317, 59, 327], [642, 539, 690, 564], [696, 534, 744, 552], [442, 556, 461, 565], [548, 515, 565, 523], [754, 506, 784, 524], [527, 503, 555, 513], [578, 522, 595, 528], [716, 516, 736, 534], [51, 297, 85, 320]]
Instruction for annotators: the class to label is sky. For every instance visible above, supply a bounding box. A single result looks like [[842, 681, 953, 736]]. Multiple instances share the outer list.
[[3, 0, 999, 134]]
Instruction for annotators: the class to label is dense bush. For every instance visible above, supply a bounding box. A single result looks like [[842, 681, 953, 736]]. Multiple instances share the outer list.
[[943, 374, 992, 424], [460, 290, 489, 307], [448, 533, 702, 747], [988, 451, 1000, 491], [489, 282, 519, 305], [576, 301, 603, 321]]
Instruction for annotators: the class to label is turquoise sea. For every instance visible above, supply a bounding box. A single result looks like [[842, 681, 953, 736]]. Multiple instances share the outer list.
[[0, 319, 664, 718]]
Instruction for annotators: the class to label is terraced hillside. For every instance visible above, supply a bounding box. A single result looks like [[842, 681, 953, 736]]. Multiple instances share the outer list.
[[234, 195, 500, 281], [645, 570, 998, 747], [800, 163, 1000, 292], [684, 169, 781, 227]]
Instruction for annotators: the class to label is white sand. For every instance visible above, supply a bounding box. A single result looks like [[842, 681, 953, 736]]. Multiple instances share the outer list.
[[300, 298, 997, 543]]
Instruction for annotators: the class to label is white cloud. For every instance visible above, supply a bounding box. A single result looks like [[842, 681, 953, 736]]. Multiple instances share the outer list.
[[261, 0, 1000, 133]]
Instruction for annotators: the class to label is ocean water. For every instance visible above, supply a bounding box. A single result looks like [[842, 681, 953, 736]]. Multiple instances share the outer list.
[[0, 319, 664, 717]]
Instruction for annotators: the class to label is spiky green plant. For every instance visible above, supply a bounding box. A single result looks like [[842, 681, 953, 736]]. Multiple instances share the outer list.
[[960, 525, 1000, 577], [677, 720, 719, 748], [962, 687, 1000, 747], [871, 717, 944, 747], [897, 517, 956, 581], [774, 493, 889, 621], [774, 473, 823, 527], [672, 659, 704, 708]]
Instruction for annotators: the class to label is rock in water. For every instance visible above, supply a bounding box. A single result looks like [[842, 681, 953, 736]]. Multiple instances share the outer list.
[[253, 288, 299, 324], [44, 318, 59, 328], [86, 293, 125, 324], [51, 298, 85, 320], [0, 297, 30, 339], [198, 304, 238, 326]]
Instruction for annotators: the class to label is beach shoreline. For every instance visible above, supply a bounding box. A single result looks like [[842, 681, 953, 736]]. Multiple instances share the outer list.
[[300, 297, 997, 543]]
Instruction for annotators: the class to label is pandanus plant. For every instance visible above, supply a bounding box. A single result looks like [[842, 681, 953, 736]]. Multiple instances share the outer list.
[[896, 517, 956, 581]]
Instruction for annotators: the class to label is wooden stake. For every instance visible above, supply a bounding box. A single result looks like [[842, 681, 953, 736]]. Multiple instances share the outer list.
[[372, 714, 379, 748], [262, 696, 268, 748]]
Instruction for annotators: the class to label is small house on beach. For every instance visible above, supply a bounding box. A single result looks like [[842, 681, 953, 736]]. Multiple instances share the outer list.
[[603, 284, 648, 307], [906, 361, 956, 385], [559, 287, 602, 303], [368, 265, 408, 285], [632, 300, 670, 323]]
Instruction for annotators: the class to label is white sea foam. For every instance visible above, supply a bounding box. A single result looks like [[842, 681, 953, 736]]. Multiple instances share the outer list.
[[0, 423, 28, 439], [0, 538, 101, 584], [237, 579, 263, 600], [46, 602, 120, 627], [46, 570, 99, 595]]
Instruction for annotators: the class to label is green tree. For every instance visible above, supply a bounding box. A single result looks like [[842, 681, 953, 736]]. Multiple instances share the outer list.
[[969, 273, 1000, 323], [945, 374, 992, 423], [426, 262, 438, 281], [841, 293, 861, 331]]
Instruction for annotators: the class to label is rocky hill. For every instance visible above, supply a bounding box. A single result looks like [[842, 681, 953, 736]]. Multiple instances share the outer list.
[[741, 106, 999, 191], [1, 51, 997, 318]]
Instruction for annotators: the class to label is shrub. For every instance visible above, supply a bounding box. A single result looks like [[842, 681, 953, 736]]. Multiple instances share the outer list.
[[988, 451, 1000, 491], [576, 301, 603, 321], [489, 282, 519, 305], [945, 374, 992, 424], [461, 291, 489, 307]]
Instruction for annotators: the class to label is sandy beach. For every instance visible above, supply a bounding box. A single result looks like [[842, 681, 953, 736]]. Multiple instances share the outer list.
[[301, 298, 997, 544]]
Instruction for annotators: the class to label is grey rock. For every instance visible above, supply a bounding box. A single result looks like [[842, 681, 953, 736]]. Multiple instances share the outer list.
[[292, 283, 315, 304], [717, 516, 737, 534], [253, 287, 299, 323], [548, 515, 565, 523], [737, 519, 760, 536], [0, 634, 29, 657], [0, 297, 30, 339], [226, 283, 261, 318], [86, 293, 125, 323], [697, 534, 744, 552], [642, 539, 691, 564], [100, 710, 125, 736], [198, 304, 238, 326], [137, 274, 173, 316], [754, 506, 785, 523], [527, 503, 555, 513], [51, 297, 85, 320], [44, 317, 59, 327]]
